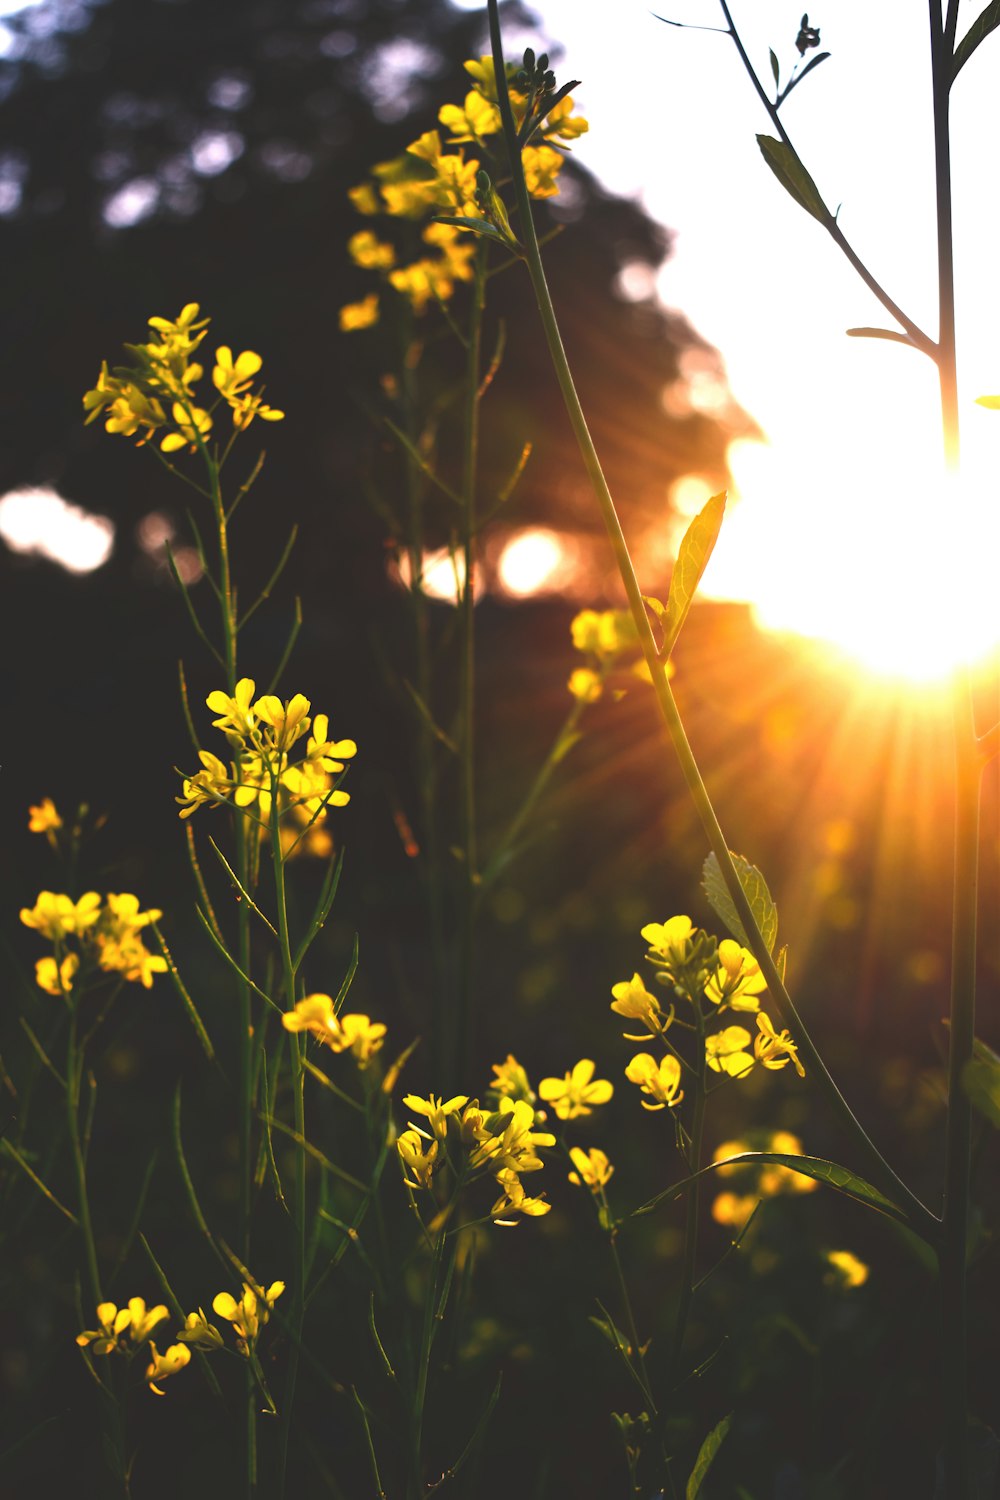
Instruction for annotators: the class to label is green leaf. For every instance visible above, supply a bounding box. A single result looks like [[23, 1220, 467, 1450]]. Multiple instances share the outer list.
[[688, 1413, 732, 1500], [952, 1, 1000, 80], [634, 1152, 908, 1225], [769, 48, 780, 88], [962, 1037, 1000, 1127], [661, 491, 726, 655], [756, 134, 829, 223], [433, 214, 514, 248], [702, 850, 778, 955], [589, 1309, 632, 1355]]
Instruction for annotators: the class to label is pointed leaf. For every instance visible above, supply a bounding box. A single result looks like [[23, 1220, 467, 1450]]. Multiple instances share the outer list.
[[702, 850, 778, 954], [769, 48, 780, 88], [662, 491, 726, 654], [846, 326, 914, 347], [952, 1, 1000, 80], [756, 134, 829, 223], [688, 1413, 732, 1500], [634, 1151, 909, 1226], [962, 1036, 1000, 1128]]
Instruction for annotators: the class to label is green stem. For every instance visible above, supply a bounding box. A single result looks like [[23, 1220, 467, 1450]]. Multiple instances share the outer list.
[[205, 444, 257, 1496], [67, 1013, 101, 1307], [456, 244, 487, 1084], [410, 1230, 446, 1499], [271, 784, 305, 1500], [930, 8, 975, 1492], [672, 1006, 707, 1377], [486, 0, 937, 1243]]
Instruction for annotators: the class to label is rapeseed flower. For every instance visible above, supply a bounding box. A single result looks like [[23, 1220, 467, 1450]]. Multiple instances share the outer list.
[[624, 1052, 684, 1110], [704, 940, 766, 1011], [705, 1026, 754, 1077], [176, 1308, 224, 1350], [824, 1249, 869, 1289], [20, 890, 101, 940], [145, 1341, 191, 1394], [340, 294, 380, 332], [537, 1059, 613, 1120], [397, 1128, 439, 1190], [212, 1280, 284, 1357], [76, 1302, 132, 1356], [753, 1012, 805, 1075], [489, 1054, 535, 1104], [567, 1146, 614, 1191], [35, 953, 79, 997], [403, 1092, 469, 1141], [610, 972, 669, 1039], [490, 1167, 551, 1224], [28, 798, 62, 835]]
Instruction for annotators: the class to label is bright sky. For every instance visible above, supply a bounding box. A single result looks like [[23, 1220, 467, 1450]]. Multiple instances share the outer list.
[[459, 0, 1000, 679]]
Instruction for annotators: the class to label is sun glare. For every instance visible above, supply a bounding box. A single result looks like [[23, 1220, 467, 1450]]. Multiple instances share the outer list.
[[496, 527, 577, 597], [694, 438, 1000, 685]]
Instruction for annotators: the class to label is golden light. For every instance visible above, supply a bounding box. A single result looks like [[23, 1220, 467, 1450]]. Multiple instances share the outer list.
[[0, 486, 115, 574], [392, 545, 480, 605], [692, 438, 1000, 685], [496, 527, 578, 598]]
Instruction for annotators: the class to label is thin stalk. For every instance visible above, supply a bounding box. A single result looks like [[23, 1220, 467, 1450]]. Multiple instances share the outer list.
[[67, 1014, 101, 1307], [202, 442, 256, 1494], [456, 244, 487, 1083], [671, 1004, 707, 1377], [486, 0, 937, 1243], [271, 784, 305, 1500], [930, 6, 975, 1492], [716, 0, 935, 357], [410, 1230, 446, 1499]]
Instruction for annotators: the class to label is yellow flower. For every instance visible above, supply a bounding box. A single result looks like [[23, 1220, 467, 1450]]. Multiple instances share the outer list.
[[567, 1146, 614, 1191], [711, 1191, 760, 1227], [282, 992, 340, 1044], [704, 940, 767, 1011], [212, 1280, 284, 1355], [541, 94, 588, 143], [705, 1026, 754, 1077], [20, 890, 101, 940], [489, 1054, 535, 1104], [176, 750, 233, 817], [471, 1098, 555, 1174], [538, 1059, 613, 1120], [161, 400, 212, 453], [348, 230, 396, 270], [125, 1298, 169, 1343], [176, 1308, 224, 1350], [206, 678, 258, 739], [145, 1341, 191, 1394], [824, 1249, 869, 1289], [253, 691, 312, 751], [95, 894, 168, 988], [337, 1014, 388, 1068], [490, 1167, 551, 1224], [212, 346, 262, 400], [713, 1130, 818, 1204], [340, 294, 380, 331], [640, 914, 695, 966], [35, 953, 79, 997], [147, 303, 209, 353], [403, 1092, 469, 1141], [28, 798, 62, 834], [76, 1302, 132, 1355], [624, 1052, 684, 1111], [438, 89, 501, 142], [567, 667, 602, 703], [610, 972, 668, 1039], [347, 181, 380, 215], [521, 143, 565, 199], [397, 1128, 439, 1190], [753, 1013, 805, 1076], [570, 608, 636, 659]]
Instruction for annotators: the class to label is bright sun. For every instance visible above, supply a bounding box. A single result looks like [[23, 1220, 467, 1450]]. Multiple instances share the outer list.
[[695, 436, 1000, 685]]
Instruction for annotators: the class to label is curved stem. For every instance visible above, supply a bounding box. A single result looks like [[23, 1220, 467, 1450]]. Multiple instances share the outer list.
[[455, 245, 487, 1085], [716, 0, 936, 357], [671, 1005, 707, 1376], [67, 1014, 101, 1307], [930, 7, 975, 1493], [486, 0, 937, 1243]]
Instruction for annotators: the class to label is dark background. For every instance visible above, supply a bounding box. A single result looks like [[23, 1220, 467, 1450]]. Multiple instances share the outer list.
[[1, 1, 998, 1496]]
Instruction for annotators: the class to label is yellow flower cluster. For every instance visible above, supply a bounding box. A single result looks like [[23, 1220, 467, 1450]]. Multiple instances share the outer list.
[[76, 1279, 283, 1393], [282, 993, 386, 1069], [20, 888, 168, 996], [339, 55, 588, 329], [82, 304, 283, 452], [567, 607, 671, 703], [177, 677, 356, 860], [614, 915, 804, 1112], [396, 1057, 566, 1225]]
